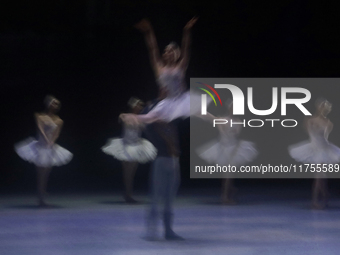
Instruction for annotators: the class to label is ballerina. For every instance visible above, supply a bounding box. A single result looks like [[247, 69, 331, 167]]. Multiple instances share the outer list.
[[196, 100, 258, 204], [120, 17, 205, 125], [102, 97, 157, 203], [288, 98, 340, 209], [15, 95, 73, 206]]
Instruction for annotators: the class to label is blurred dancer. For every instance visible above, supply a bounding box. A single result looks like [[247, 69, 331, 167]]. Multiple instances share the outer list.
[[141, 89, 184, 241], [120, 17, 207, 125], [289, 98, 340, 209], [15, 95, 73, 206], [102, 97, 157, 203], [197, 100, 258, 204]]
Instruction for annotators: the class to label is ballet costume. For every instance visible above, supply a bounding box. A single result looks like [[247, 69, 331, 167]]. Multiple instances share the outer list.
[[197, 117, 258, 168], [289, 121, 340, 165], [141, 66, 211, 122], [15, 115, 73, 167], [102, 123, 157, 163]]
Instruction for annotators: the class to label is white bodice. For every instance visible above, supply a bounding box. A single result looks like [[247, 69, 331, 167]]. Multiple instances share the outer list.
[[38, 115, 58, 143], [157, 67, 185, 98], [218, 117, 239, 145], [308, 120, 330, 147], [122, 124, 141, 144]]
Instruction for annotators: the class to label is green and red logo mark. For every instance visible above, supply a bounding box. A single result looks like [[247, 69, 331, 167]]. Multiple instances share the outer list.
[[197, 82, 222, 107]]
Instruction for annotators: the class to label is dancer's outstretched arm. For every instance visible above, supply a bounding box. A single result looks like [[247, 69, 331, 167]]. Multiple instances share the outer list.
[[179, 17, 198, 71], [135, 19, 162, 75], [119, 112, 156, 125]]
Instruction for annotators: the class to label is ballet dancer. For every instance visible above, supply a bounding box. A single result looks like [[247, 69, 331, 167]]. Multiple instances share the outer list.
[[196, 100, 258, 204], [141, 90, 184, 241], [102, 97, 157, 203], [15, 95, 73, 206], [289, 98, 340, 209], [120, 17, 207, 125]]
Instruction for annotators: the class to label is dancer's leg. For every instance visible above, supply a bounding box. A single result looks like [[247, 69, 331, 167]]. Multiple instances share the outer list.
[[221, 177, 237, 205], [145, 158, 164, 240], [312, 177, 328, 209], [36, 167, 51, 206], [122, 161, 138, 203], [162, 157, 183, 240]]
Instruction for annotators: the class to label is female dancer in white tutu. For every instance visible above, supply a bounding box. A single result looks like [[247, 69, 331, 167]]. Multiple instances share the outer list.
[[120, 17, 202, 125], [15, 95, 73, 206], [102, 97, 157, 203], [197, 100, 258, 204], [288, 98, 340, 209]]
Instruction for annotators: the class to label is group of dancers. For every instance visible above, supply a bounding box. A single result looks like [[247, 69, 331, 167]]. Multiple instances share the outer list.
[[15, 17, 198, 241], [196, 96, 340, 209], [14, 17, 340, 242]]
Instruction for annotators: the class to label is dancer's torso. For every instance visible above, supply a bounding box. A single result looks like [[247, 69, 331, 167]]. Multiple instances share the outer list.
[[157, 67, 185, 98], [37, 115, 58, 144], [308, 118, 330, 147], [122, 124, 141, 144]]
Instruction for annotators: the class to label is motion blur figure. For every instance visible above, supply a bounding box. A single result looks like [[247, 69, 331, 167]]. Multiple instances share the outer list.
[[197, 100, 258, 204], [120, 17, 207, 125], [15, 95, 73, 207], [141, 90, 184, 241], [289, 98, 340, 209], [102, 98, 157, 203]]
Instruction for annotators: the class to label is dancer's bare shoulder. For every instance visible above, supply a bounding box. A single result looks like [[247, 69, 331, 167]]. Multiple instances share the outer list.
[[52, 116, 63, 126]]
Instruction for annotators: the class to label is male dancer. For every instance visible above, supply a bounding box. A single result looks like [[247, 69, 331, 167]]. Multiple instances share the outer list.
[[142, 89, 184, 241]]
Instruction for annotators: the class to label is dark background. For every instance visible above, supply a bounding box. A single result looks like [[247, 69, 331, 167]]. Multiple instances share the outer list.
[[1, 0, 340, 196]]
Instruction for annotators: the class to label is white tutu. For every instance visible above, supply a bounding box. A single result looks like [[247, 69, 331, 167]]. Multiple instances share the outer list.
[[145, 66, 212, 122], [146, 90, 210, 122], [197, 139, 258, 166], [15, 137, 73, 167], [101, 137, 157, 163], [288, 140, 340, 164]]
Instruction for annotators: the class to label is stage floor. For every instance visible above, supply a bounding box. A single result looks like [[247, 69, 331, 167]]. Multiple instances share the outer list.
[[1, 190, 340, 255]]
